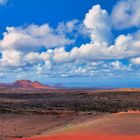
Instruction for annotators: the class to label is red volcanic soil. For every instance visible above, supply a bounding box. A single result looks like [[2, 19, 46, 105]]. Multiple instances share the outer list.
[[19, 134, 140, 140], [15, 112, 140, 140]]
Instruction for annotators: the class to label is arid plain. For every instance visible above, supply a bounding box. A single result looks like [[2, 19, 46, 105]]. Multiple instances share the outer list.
[[0, 80, 140, 140]]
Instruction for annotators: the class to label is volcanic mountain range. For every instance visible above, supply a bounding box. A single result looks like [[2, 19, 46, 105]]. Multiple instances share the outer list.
[[0, 80, 53, 90], [0, 80, 140, 92]]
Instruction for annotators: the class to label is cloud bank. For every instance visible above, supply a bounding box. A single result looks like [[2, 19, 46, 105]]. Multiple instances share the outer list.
[[0, 0, 139, 82]]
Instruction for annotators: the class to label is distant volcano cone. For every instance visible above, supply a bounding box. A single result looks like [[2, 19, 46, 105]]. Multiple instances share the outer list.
[[0, 80, 54, 90]]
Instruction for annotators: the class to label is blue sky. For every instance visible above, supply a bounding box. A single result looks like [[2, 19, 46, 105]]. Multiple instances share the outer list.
[[0, 0, 117, 27], [0, 0, 140, 87]]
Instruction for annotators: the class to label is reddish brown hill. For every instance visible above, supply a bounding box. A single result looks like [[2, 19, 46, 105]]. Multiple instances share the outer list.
[[0, 80, 54, 90]]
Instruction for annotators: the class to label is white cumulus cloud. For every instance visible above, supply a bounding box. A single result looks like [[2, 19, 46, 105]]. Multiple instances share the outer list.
[[0, 24, 74, 53], [131, 57, 140, 65], [84, 5, 113, 44], [111, 0, 140, 29]]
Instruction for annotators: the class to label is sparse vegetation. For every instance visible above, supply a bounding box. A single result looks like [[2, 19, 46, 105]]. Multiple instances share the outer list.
[[0, 89, 140, 114]]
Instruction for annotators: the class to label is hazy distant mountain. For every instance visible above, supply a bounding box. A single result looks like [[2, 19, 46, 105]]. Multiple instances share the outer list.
[[52, 84, 65, 88]]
